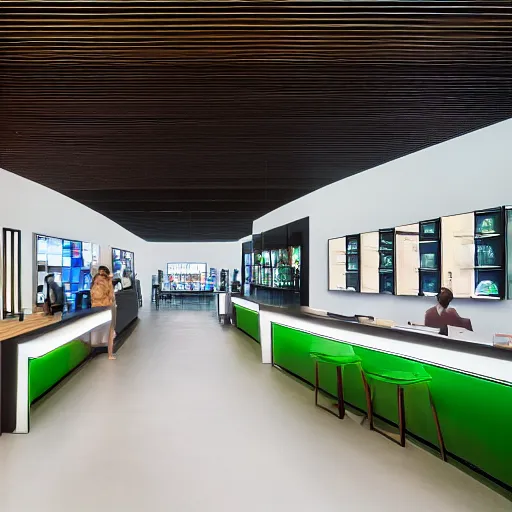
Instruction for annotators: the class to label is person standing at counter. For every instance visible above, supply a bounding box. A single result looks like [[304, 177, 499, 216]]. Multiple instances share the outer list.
[[43, 273, 64, 315], [91, 266, 117, 360], [424, 287, 473, 331]]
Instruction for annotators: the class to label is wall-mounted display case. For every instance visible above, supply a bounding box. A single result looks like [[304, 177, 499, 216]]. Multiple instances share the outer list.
[[328, 205, 508, 300], [473, 208, 504, 298], [252, 247, 300, 290], [419, 219, 441, 296], [395, 223, 419, 296], [328, 235, 360, 292], [35, 234, 100, 311], [251, 216, 308, 306], [360, 231, 379, 294], [379, 229, 395, 294]]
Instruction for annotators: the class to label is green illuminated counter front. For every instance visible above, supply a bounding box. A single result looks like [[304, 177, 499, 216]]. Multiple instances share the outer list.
[[0, 308, 112, 434], [231, 297, 512, 493]]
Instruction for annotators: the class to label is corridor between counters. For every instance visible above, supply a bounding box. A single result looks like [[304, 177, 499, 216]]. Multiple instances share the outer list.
[[0, 307, 509, 511]]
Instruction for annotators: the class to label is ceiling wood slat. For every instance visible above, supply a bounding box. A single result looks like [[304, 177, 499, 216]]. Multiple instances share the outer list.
[[1, 1, 511, 240]]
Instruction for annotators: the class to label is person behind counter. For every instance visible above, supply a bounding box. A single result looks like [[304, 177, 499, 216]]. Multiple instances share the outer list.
[[43, 273, 64, 315], [424, 287, 473, 331], [91, 265, 117, 360]]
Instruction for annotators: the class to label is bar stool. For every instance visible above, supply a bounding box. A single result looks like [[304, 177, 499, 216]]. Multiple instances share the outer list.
[[362, 362, 446, 461], [310, 342, 372, 420]]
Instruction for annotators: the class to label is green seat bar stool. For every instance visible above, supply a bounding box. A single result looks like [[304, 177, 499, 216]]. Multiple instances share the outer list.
[[310, 342, 372, 420], [363, 363, 447, 461]]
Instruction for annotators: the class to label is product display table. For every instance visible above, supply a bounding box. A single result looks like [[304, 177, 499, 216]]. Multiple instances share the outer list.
[[231, 296, 512, 492], [0, 307, 111, 434]]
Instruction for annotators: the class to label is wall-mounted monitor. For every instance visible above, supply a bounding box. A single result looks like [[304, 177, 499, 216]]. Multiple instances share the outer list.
[[166, 262, 207, 291], [112, 248, 135, 280], [35, 234, 99, 310]]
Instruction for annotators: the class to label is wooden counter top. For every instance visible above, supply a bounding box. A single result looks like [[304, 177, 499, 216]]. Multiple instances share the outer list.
[[0, 313, 61, 343]]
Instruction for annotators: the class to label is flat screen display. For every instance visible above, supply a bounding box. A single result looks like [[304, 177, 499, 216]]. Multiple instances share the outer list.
[[112, 248, 135, 281], [35, 234, 97, 307], [167, 262, 207, 290]]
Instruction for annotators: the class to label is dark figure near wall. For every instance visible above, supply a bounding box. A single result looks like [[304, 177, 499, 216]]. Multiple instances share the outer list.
[[43, 273, 64, 315], [424, 287, 473, 331]]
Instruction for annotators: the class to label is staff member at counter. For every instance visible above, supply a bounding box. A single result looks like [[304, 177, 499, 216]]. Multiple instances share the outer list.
[[43, 273, 64, 315], [425, 287, 473, 331], [91, 266, 117, 360]]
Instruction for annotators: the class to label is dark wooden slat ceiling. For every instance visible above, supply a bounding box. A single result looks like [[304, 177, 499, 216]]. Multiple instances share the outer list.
[[1, 2, 511, 241]]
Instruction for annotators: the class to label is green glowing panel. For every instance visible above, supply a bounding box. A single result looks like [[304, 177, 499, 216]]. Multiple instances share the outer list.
[[29, 340, 91, 403], [234, 305, 260, 342], [272, 323, 512, 488]]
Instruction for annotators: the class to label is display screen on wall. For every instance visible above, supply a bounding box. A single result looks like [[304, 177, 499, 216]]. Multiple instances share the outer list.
[[328, 206, 506, 299], [35, 234, 100, 310], [112, 248, 135, 280], [166, 262, 207, 291]]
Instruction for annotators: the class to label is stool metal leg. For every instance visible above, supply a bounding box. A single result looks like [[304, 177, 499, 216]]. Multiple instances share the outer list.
[[428, 388, 447, 462], [336, 366, 345, 419], [398, 386, 406, 447], [314, 361, 345, 419], [361, 370, 374, 429], [314, 361, 319, 407]]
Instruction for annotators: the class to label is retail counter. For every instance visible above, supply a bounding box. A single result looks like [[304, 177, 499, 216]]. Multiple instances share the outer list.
[[231, 296, 512, 492], [0, 307, 112, 434], [115, 287, 139, 334]]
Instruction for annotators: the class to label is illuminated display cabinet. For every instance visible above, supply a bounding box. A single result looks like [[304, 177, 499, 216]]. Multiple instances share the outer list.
[[329, 206, 508, 300]]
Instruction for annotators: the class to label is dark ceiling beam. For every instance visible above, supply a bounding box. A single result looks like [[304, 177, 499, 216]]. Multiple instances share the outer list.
[[83, 201, 280, 213], [62, 188, 308, 203]]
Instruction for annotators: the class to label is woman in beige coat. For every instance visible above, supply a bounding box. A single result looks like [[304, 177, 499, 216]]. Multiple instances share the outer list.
[[91, 266, 117, 360]]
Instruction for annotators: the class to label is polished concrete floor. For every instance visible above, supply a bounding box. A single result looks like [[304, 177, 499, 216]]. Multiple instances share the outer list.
[[0, 308, 510, 511]]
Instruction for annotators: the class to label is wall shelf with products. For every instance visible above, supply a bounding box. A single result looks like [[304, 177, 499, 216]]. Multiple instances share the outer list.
[[378, 229, 395, 294], [328, 205, 511, 300], [252, 247, 300, 290]]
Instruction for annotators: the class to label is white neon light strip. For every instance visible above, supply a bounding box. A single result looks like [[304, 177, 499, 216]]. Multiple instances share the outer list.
[[232, 298, 512, 384], [231, 297, 260, 313], [14, 309, 112, 434]]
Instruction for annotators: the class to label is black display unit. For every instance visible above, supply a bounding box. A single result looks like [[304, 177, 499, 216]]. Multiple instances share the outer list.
[[473, 207, 505, 298], [419, 219, 441, 296], [378, 229, 395, 294], [346, 234, 361, 292], [112, 248, 135, 280], [251, 217, 309, 306]]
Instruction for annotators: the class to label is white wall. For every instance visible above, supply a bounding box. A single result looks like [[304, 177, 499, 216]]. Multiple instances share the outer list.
[[253, 118, 512, 340], [0, 168, 247, 312], [147, 241, 242, 279], [0, 168, 149, 312]]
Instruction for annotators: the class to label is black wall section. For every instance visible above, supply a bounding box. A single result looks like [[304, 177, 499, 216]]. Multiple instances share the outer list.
[[253, 216, 309, 307], [288, 218, 310, 307], [1, 2, 511, 241]]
